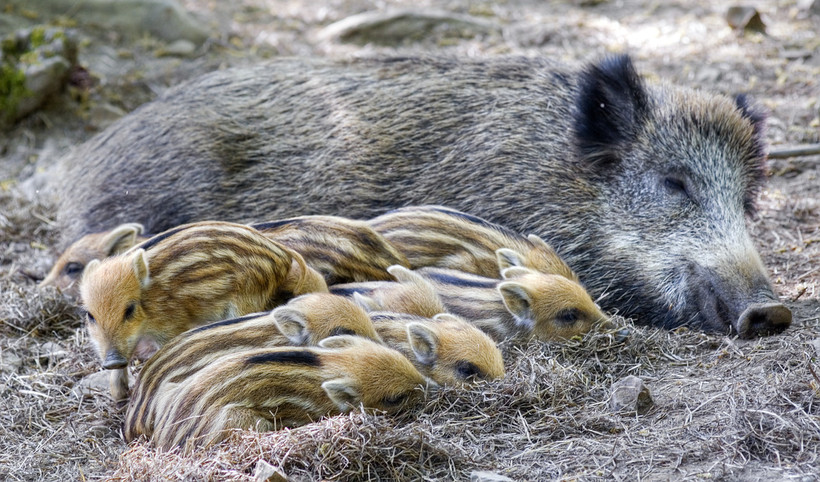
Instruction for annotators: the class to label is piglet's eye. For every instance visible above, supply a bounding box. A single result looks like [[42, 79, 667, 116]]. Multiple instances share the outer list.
[[556, 308, 580, 325], [382, 392, 408, 407], [124, 302, 137, 321], [85, 311, 96, 324], [329, 327, 357, 337], [456, 360, 482, 380], [63, 262, 84, 277]]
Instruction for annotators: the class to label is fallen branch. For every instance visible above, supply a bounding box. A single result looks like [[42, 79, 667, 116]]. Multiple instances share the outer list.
[[768, 144, 820, 159]]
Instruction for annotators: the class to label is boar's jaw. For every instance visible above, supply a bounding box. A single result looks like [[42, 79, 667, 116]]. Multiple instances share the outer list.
[[685, 262, 791, 337]]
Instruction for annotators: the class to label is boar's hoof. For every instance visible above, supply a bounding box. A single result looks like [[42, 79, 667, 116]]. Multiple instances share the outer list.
[[736, 302, 792, 338]]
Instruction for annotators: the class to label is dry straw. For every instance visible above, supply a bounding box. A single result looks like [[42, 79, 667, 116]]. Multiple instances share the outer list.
[[1, 167, 818, 481]]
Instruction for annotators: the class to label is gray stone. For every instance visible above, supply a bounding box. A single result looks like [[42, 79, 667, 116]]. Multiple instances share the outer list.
[[11, 0, 210, 45], [610, 375, 653, 414], [470, 471, 515, 482], [72, 370, 110, 399], [38, 341, 69, 364], [726, 6, 766, 33], [1, 351, 23, 373], [317, 9, 497, 46], [797, 0, 820, 15], [156, 39, 197, 57], [809, 338, 820, 359], [87, 102, 127, 130], [254, 459, 289, 482], [1, 26, 78, 125]]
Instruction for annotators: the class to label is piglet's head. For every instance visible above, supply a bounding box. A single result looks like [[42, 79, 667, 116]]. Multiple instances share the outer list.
[[81, 248, 151, 370]]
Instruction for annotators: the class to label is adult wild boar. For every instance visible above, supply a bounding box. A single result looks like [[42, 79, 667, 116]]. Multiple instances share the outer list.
[[53, 55, 791, 338]]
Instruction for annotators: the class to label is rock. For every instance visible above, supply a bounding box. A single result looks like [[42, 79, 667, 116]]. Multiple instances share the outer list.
[[317, 9, 497, 46], [610, 375, 653, 414], [38, 341, 69, 364], [87, 102, 126, 130], [797, 0, 820, 15], [156, 39, 197, 57], [254, 459, 289, 482], [72, 370, 110, 399], [1, 351, 23, 373], [809, 338, 820, 359], [470, 471, 515, 482], [1, 26, 78, 125], [726, 6, 766, 33], [11, 0, 210, 45]]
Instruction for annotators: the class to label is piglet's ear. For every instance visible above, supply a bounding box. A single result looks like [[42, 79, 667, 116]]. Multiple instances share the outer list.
[[574, 54, 648, 167], [103, 223, 144, 256], [498, 281, 535, 330], [496, 248, 526, 271], [406, 322, 439, 366], [432, 313, 461, 323], [132, 249, 150, 289], [500, 266, 534, 280], [352, 292, 382, 313], [272, 306, 309, 345], [82, 259, 101, 282], [387, 265, 424, 284], [322, 378, 361, 412], [319, 334, 363, 349], [526, 234, 558, 254]]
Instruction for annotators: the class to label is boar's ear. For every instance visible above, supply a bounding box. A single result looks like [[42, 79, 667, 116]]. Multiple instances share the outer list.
[[322, 378, 361, 412], [498, 281, 535, 330], [352, 292, 382, 313], [574, 54, 648, 167], [387, 265, 423, 284], [103, 223, 144, 256], [733, 93, 768, 212], [496, 248, 526, 271], [132, 249, 150, 289], [272, 306, 310, 345], [406, 322, 439, 366], [733, 93, 767, 146]]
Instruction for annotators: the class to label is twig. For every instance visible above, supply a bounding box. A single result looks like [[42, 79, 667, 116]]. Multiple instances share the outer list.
[[768, 144, 820, 159]]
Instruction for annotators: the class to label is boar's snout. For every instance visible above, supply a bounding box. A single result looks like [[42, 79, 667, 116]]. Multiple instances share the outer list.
[[688, 263, 791, 337], [736, 302, 792, 339], [103, 349, 128, 369]]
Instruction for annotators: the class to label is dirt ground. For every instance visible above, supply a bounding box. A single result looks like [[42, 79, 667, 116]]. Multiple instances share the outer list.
[[1, 0, 818, 480]]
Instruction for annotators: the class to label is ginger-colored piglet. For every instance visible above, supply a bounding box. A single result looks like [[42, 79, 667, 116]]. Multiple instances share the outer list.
[[358, 306, 505, 386], [40, 223, 147, 297], [369, 205, 578, 280], [125, 292, 381, 442], [252, 215, 410, 284], [331, 265, 448, 318], [367, 264, 610, 343], [80, 221, 328, 402], [134, 335, 432, 451]]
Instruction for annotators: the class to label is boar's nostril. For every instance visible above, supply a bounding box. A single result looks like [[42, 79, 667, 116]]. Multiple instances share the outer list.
[[103, 349, 128, 369], [736, 302, 792, 339]]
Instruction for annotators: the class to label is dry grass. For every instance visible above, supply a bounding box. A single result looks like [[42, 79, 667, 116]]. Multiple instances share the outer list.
[[1, 0, 819, 480]]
